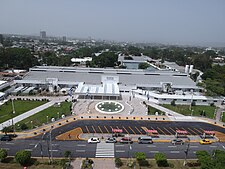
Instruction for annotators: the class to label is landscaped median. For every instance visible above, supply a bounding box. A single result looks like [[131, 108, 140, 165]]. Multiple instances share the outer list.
[[15, 101, 72, 131], [162, 104, 216, 119], [0, 100, 48, 124]]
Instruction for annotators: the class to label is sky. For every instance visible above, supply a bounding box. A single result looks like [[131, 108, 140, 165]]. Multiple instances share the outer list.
[[0, 0, 225, 45]]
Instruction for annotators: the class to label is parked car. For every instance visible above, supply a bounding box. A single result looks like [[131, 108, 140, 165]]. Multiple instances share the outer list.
[[88, 137, 100, 143], [138, 136, 153, 144], [199, 139, 212, 145], [171, 139, 184, 145], [0, 135, 12, 141], [120, 137, 133, 144], [106, 137, 117, 143]]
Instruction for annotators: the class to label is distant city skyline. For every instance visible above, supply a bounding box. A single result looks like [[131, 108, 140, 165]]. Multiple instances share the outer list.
[[0, 0, 225, 46]]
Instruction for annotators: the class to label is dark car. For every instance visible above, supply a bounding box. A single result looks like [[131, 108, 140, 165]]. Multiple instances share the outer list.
[[0, 135, 12, 141], [120, 137, 133, 144], [171, 139, 184, 145], [106, 137, 117, 143]]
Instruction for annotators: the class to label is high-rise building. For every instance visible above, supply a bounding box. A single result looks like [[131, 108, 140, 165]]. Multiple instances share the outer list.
[[62, 36, 66, 42], [40, 31, 46, 39]]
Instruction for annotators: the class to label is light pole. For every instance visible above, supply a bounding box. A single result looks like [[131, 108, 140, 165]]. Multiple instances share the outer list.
[[34, 143, 43, 159], [31, 120, 33, 129], [183, 137, 190, 166], [46, 116, 49, 124], [189, 90, 193, 110], [57, 112, 59, 120]]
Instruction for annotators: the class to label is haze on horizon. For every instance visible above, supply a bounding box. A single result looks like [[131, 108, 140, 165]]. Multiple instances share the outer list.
[[0, 0, 225, 45]]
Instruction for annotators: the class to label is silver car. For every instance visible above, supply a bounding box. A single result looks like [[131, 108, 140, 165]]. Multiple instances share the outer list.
[[105, 137, 117, 143]]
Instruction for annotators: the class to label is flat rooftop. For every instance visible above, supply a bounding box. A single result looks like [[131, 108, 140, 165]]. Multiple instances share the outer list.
[[21, 66, 197, 88]]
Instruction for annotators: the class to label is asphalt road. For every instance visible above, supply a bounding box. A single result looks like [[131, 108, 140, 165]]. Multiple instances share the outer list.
[[34, 120, 225, 140], [1, 139, 225, 159]]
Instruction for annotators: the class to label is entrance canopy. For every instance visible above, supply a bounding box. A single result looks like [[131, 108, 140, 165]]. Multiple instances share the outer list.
[[176, 130, 188, 135], [112, 129, 123, 133]]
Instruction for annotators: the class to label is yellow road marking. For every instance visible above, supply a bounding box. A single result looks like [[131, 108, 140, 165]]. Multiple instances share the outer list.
[[92, 126, 96, 133], [122, 126, 130, 134], [104, 126, 109, 133], [188, 128, 198, 135], [85, 126, 90, 134], [163, 127, 173, 135], [194, 128, 202, 134], [141, 127, 148, 132], [169, 127, 176, 133], [98, 126, 103, 134], [157, 127, 166, 135], [135, 126, 142, 134], [129, 126, 136, 135]]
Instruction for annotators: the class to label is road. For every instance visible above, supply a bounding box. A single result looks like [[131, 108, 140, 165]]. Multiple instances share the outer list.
[[1, 139, 225, 159]]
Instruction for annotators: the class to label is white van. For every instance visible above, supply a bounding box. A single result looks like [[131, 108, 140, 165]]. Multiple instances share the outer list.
[[138, 136, 153, 144]]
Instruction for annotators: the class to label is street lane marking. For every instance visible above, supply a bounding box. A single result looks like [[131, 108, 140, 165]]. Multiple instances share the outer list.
[[115, 145, 124, 147], [25, 149, 33, 151], [135, 126, 142, 134], [92, 126, 96, 133], [116, 150, 125, 153], [5, 142, 14, 145], [104, 126, 109, 133], [190, 146, 199, 148], [52, 144, 59, 146], [193, 128, 202, 134], [77, 144, 86, 147], [1, 148, 9, 150], [157, 127, 166, 135], [199, 128, 205, 132], [170, 151, 180, 153], [163, 127, 173, 135], [129, 126, 136, 135], [168, 146, 177, 148], [210, 146, 217, 148], [150, 151, 159, 153], [141, 127, 148, 132], [29, 144, 35, 146], [76, 150, 85, 152], [49, 150, 59, 152], [109, 126, 113, 132], [147, 145, 156, 147], [98, 126, 103, 134], [85, 126, 90, 134], [193, 151, 196, 154], [122, 126, 130, 134]]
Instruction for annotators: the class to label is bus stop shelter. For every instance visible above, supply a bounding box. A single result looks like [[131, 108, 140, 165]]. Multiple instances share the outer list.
[[175, 130, 188, 138], [202, 130, 215, 138], [146, 129, 158, 137]]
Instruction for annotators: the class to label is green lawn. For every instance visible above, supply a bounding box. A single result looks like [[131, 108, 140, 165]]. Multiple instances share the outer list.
[[162, 104, 216, 119], [148, 105, 165, 115], [16, 102, 71, 130], [0, 100, 47, 124]]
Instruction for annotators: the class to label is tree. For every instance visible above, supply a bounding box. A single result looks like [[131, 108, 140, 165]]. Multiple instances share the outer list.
[[138, 62, 150, 69], [135, 152, 149, 166], [154, 152, 169, 167], [171, 99, 176, 106], [15, 150, 31, 166], [0, 149, 7, 162], [20, 123, 28, 130], [64, 150, 71, 158], [115, 158, 123, 167], [2, 126, 13, 135]]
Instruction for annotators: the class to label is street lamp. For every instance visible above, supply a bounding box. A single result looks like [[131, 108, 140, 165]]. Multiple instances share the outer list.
[[31, 121, 33, 129], [46, 116, 49, 124], [34, 143, 43, 159], [183, 137, 190, 166], [57, 112, 60, 120], [11, 99, 16, 135]]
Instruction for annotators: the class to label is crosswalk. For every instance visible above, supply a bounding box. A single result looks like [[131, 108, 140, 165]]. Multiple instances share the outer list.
[[95, 142, 114, 158]]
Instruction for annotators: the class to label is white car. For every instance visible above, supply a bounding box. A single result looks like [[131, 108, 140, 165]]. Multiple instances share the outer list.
[[88, 137, 100, 143]]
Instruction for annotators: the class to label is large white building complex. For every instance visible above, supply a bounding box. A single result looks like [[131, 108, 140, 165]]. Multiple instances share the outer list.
[[14, 66, 223, 105]]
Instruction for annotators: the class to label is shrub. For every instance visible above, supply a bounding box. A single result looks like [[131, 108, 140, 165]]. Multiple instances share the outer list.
[[0, 149, 7, 162], [171, 99, 176, 106], [115, 158, 123, 167], [154, 152, 169, 167], [15, 150, 31, 166], [20, 123, 28, 130], [191, 101, 196, 106], [135, 152, 149, 166], [64, 151, 71, 158]]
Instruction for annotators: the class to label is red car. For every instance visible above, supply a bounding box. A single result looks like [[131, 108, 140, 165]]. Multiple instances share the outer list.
[[120, 137, 133, 144]]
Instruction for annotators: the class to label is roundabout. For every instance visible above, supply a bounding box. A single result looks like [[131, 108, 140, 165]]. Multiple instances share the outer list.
[[95, 101, 124, 114]]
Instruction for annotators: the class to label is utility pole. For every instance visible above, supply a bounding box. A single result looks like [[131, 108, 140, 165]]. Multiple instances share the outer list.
[[50, 129, 53, 163], [183, 137, 190, 166]]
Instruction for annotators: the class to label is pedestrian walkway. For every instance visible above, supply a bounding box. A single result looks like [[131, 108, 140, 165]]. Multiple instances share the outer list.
[[93, 158, 116, 169], [71, 158, 82, 169], [96, 142, 114, 158]]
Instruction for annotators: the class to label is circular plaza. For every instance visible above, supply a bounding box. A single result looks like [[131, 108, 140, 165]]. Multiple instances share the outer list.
[[95, 101, 124, 114]]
